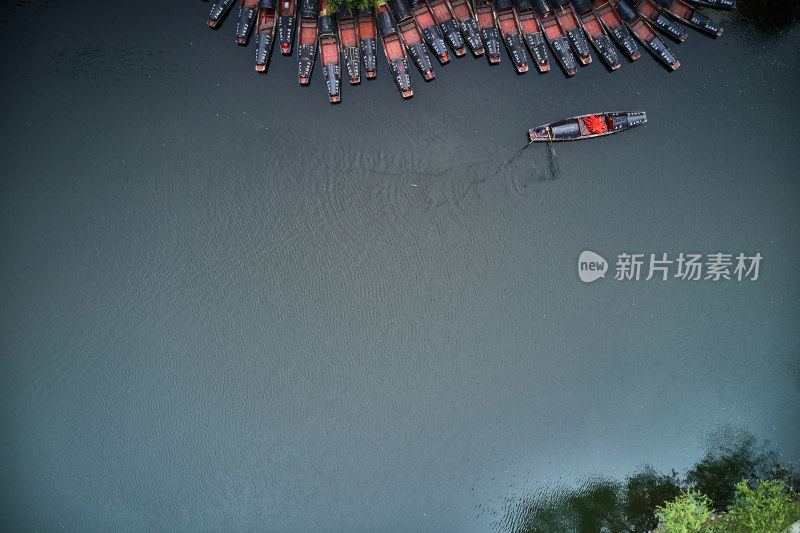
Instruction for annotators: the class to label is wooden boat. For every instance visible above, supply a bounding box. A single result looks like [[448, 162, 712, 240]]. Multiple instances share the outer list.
[[613, 0, 679, 69], [236, 0, 259, 43], [593, 0, 640, 60], [277, 0, 296, 54], [532, 0, 576, 76], [209, 0, 236, 28], [475, 0, 502, 64], [255, 0, 279, 71], [389, 0, 435, 79], [493, 0, 528, 72], [572, 0, 619, 69], [553, 0, 591, 65], [687, 0, 734, 8], [318, 1, 342, 102], [633, 0, 687, 42], [651, 0, 722, 37], [357, 6, 378, 79], [449, 0, 484, 56], [513, 0, 549, 72], [376, 1, 414, 97], [410, 0, 450, 64], [296, 0, 319, 84], [528, 111, 647, 141], [338, 3, 361, 83], [427, 0, 467, 56]]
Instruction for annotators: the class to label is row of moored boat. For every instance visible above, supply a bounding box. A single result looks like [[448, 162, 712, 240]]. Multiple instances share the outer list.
[[207, 0, 733, 102]]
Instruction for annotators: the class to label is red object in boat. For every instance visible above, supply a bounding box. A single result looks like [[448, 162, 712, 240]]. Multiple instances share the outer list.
[[582, 114, 607, 134]]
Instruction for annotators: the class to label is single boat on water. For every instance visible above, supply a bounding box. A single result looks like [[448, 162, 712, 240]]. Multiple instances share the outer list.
[[513, 0, 549, 72], [236, 0, 259, 44], [410, 0, 450, 64], [376, 1, 414, 97], [651, 0, 722, 36], [593, 0, 640, 60], [614, 0, 679, 69], [572, 0, 619, 69], [493, 0, 528, 72], [533, 0, 576, 76], [553, 0, 592, 65], [318, 0, 342, 102], [528, 111, 647, 141], [296, 0, 319, 84], [475, 0, 502, 64], [255, 0, 278, 71], [357, 6, 378, 78], [632, 0, 688, 42], [389, 0, 436, 79], [277, 0, 296, 54], [427, 0, 466, 56], [338, 3, 361, 83], [209, 0, 236, 27], [449, 0, 484, 56]]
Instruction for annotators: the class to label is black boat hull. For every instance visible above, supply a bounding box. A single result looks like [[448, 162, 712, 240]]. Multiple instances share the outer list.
[[529, 111, 647, 141]]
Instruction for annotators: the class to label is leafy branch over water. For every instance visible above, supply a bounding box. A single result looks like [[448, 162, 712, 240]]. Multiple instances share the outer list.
[[500, 429, 800, 533], [326, 0, 382, 14]]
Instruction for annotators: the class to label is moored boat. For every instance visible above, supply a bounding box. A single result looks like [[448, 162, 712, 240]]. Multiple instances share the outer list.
[[533, 0, 576, 76], [278, 0, 297, 54], [528, 111, 647, 141], [357, 6, 378, 78], [493, 0, 528, 72], [255, 0, 279, 71], [593, 0, 640, 60], [632, 0, 687, 42], [475, 0, 502, 64], [376, 1, 414, 97], [513, 0, 549, 72], [687, 0, 734, 8], [572, 0, 619, 69], [209, 0, 236, 28], [614, 0, 679, 69], [389, 0, 436, 79], [450, 0, 484, 56], [428, 0, 467, 56], [296, 0, 319, 84], [318, 1, 342, 102], [651, 0, 722, 36], [410, 0, 450, 63], [553, 0, 591, 64], [236, 0, 259, 44], [338, 3, 362, 83]]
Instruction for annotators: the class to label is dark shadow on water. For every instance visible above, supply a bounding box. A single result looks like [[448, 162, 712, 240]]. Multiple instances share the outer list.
[[736, 0, 800, 31], [499, 427, 796, 533]]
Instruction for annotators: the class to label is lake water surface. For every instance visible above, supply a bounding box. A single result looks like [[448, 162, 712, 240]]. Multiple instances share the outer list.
[[1, 0, 798, 531]]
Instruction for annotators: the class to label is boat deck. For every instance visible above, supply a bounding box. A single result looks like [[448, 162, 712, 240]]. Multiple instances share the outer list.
[[384, 35, 405, 59], [430, 1, 452, 23], [399, 21, 423, 44], [596, 3, 622, 30], [414, 8, 436, 28], [340, 22, 357, 47], [320, 36, 338, 64], [450, 0, 472, 22], [581, 13, 603, 38], [300, 21, 316, 43], [498, 12, 518, 36], [557, 8, 578, 31], [518, 11, 540, 34], [476, 7, 494, 28], [542, 17, 563, 39]]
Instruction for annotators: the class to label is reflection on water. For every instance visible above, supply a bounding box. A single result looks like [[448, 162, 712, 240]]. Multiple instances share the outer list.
[[500, 428, 795, 533]]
